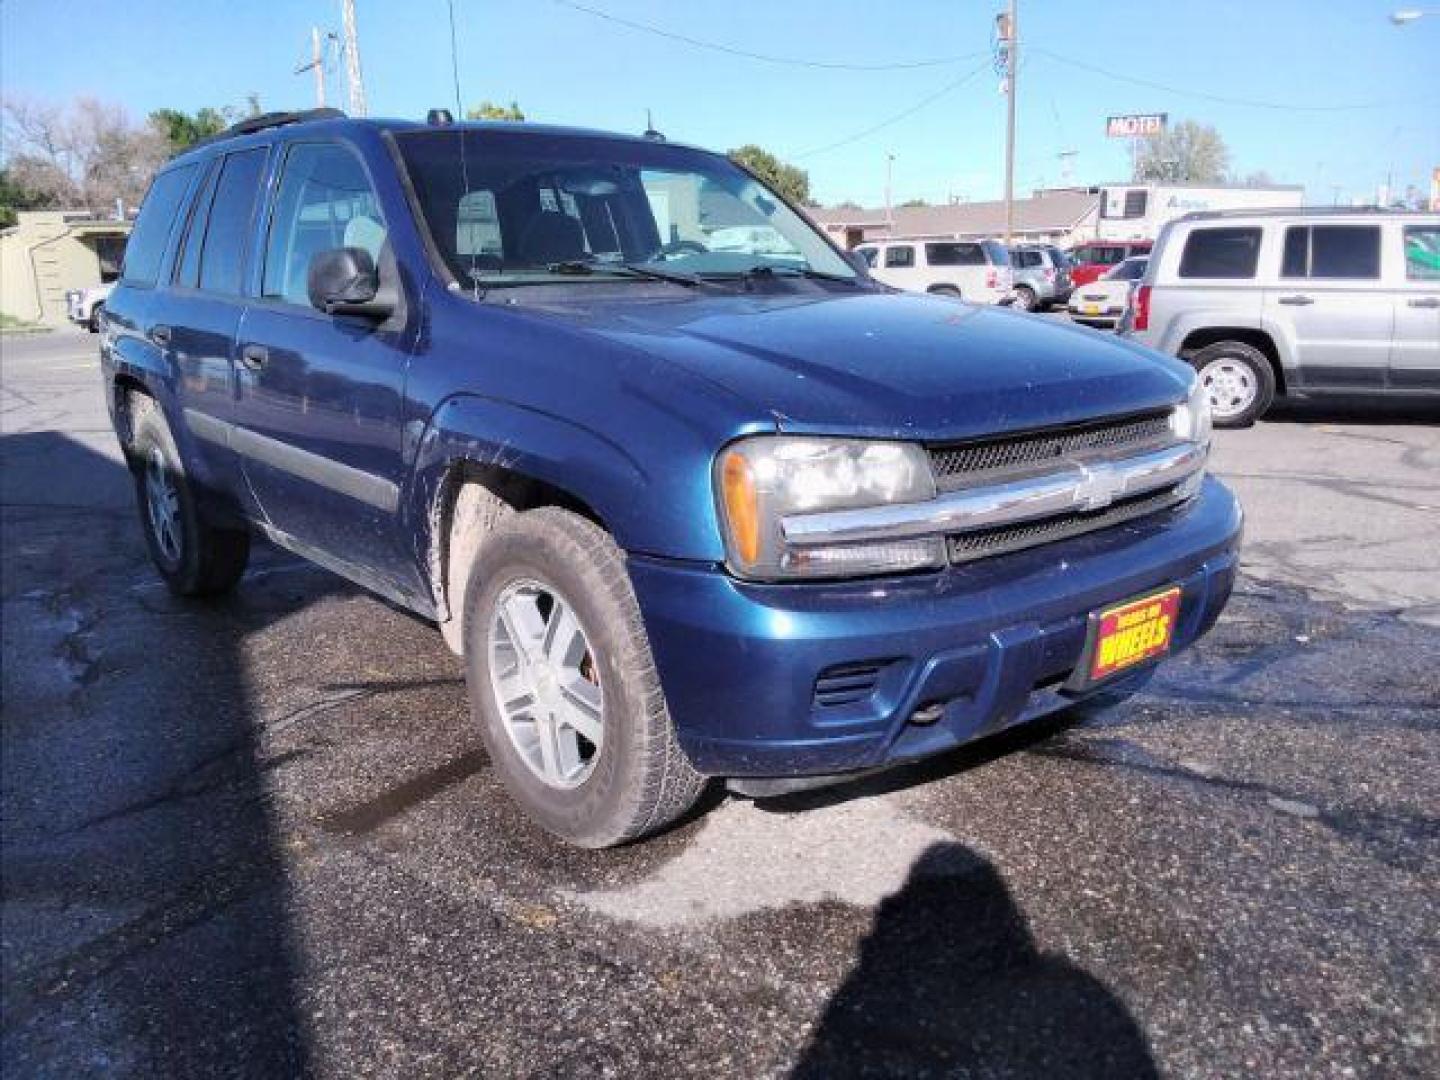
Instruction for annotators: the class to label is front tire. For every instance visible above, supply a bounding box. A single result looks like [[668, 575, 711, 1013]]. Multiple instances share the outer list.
[[1190, 341, 1276, 428], [1013, 285, 1037, 312], [129, 398, 249, 595], [464, 507, 706, 847]]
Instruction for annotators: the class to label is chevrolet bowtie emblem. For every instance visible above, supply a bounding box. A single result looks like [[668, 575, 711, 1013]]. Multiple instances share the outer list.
[[1074, 464, 1125, 511]]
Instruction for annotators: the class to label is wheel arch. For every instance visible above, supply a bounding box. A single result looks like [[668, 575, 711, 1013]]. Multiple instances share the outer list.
[[1178, 326, 1288, 397]]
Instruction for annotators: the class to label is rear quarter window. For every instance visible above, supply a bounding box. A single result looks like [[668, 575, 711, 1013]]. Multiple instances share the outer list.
[[120, 164, 198, 287], [924, 242, 984, 266], [1178, 227, 1262, 279]]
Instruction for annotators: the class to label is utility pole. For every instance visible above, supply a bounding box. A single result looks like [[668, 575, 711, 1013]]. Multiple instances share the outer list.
[[885, 153, 895, 232], [342, 0, 367, 117], [999, 0, 1018, 247], [296, 26, 327, 108]]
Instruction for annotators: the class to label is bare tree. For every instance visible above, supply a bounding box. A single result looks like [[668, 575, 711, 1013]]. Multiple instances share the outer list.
[[1133, 120, 1231, 184], [2, 96, 169, 215]]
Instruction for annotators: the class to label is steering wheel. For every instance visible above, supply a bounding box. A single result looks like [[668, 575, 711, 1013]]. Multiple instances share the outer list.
[[656, 240, 708, 259]]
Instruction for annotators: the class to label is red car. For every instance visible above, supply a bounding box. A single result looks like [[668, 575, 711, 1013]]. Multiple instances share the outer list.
[[1067, 240, 1152, 287]]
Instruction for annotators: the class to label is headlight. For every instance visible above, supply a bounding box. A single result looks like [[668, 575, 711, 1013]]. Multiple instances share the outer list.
[[716, 436, 943, 580], [1169, 378, 1213, 450]]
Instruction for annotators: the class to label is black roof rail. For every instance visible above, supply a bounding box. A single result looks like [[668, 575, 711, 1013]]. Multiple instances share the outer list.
[[187, 108, 347, 152]]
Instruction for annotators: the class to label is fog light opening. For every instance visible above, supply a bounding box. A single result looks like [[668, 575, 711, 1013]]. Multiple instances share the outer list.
[[910, 702, 944, 726]]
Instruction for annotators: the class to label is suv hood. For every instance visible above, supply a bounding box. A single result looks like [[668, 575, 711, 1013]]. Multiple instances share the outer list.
[[528, 289, 1191, 441]]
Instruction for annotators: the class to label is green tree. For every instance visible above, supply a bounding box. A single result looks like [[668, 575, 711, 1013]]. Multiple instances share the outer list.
[[0, 166, 51, 227], [1133, 119, 1230, 184], [148, 107, 228, 153], [466, 100, 526, 121], [899, 198, 929, 208], [726, 144, 811, 206]]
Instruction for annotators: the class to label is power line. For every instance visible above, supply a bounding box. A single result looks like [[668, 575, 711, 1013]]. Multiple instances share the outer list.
[[551, 0, 986, 72], [1030, 47, 1423, 113], [792, 61, 991, 159]]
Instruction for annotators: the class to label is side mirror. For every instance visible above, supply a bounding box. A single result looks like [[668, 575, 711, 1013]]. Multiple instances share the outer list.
[[845, 250, 871, 275], [307, 247, 394, 318]]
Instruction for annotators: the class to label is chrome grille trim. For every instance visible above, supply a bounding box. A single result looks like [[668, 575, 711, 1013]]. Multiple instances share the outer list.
[[780, 442, 1206, 548]]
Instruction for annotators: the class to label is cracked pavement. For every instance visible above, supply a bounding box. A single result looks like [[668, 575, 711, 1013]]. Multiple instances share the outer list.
[[2, 330, 1437, 1077]]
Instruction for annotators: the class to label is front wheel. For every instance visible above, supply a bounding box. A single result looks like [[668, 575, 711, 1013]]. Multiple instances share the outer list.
[[1012, 285, 1037, 312], [464, 507, 706, 847], [1189, 341, 1276, 428], [129, 398, 249, 595]]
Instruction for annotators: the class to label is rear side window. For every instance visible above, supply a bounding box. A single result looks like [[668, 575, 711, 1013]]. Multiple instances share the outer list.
[[175, 161, 221, 289], [120, 165, 197, 286], [196, 148, 270, 295], [1280, 225, 1381, 280], [885, 245, 914, 268], [1404, 226, 1440, 280], [262, 142, 387, 305], [1178, 227, 1262, 279], [924, 242, 983, 266], [1014, 250, 1039, 268]]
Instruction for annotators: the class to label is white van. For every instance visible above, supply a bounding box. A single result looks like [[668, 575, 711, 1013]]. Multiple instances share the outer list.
[[854, 239, 1014, 304]]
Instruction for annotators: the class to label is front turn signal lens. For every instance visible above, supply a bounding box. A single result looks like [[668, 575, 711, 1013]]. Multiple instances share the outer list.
[[721, 451, 760, 566]]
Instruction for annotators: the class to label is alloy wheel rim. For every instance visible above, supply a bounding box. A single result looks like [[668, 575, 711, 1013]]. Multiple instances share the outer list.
[[144, 446, 182, 563], [488, 579, 604, 790], [1198, 357, 1258, 419]]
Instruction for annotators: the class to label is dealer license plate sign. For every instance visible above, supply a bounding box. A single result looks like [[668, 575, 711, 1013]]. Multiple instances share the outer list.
[[1085, 586, 1182, 683]]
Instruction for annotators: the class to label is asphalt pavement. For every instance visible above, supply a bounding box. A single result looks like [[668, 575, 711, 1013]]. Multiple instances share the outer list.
[[2, 327, 1437, 1078]]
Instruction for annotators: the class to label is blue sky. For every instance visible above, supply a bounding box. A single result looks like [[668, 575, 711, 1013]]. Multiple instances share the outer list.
[[3, 0, 1436, 207]]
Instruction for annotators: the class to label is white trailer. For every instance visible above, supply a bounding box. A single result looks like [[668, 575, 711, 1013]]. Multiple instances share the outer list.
[[1095, 182, 1303, 241]]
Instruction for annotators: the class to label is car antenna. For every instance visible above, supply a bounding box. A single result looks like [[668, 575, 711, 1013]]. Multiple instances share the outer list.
[[643, 108, 665, 142], [446, 0, 484, 299]]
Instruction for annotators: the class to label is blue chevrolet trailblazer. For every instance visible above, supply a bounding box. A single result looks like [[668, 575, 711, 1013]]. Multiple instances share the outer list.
[[101, 110, 1241, 846]]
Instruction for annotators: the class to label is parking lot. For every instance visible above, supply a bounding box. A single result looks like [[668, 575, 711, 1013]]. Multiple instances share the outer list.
[[2, 328, 1437, 1077]]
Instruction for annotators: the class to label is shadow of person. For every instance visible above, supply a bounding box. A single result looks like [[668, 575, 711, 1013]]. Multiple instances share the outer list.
[[2, 429, 340, 1075], [793, 842, 1159, 1079]]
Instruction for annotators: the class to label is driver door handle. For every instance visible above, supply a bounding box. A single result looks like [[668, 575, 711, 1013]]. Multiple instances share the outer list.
[[239, 343, 269, 371], [1277, 295, 1314, 306]]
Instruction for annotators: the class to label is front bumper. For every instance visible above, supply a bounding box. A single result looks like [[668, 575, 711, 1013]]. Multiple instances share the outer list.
[[629, 475, 1241, 777]]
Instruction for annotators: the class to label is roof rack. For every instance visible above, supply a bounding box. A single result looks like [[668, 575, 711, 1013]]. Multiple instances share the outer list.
[[1176, 205, 1424, 222], [189, 108, 346, 151]]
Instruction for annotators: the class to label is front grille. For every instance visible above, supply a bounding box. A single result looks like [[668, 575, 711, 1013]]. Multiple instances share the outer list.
[[947, 482, 1190, 565], [814, 660, 889, 708], [929, 411, 1173, 489]]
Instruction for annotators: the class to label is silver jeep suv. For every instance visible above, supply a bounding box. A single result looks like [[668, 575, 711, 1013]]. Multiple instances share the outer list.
[[1123, 208, 1440, 426]]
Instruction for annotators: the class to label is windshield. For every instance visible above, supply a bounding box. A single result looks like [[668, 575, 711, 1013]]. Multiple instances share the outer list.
[[1105, 257, 1148, 282], [393, 128, 856, 287]]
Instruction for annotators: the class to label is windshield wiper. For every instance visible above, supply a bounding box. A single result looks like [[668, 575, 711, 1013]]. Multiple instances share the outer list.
[[708, 264, 861, 286], [545, 260, 714, 289]]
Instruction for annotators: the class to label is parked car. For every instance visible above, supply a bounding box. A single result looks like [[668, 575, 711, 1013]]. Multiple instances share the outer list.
[[66, 282, 113, 332], [101, 110, 1240, 847], [853, 238, 1014, 304], [1069, 256, 1149, 328], [1123, 208, 1440, 426], [1009, 244, 1072, 311], [1068, 239, 1153, 288]]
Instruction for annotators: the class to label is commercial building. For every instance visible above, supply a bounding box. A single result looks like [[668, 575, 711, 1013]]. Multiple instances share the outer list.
[[0, 211, 130, 326]]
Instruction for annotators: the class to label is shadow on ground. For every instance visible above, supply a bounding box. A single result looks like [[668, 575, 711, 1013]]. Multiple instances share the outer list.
[[1, 431, 325, 1074], [792, 841, 1158, 1078]]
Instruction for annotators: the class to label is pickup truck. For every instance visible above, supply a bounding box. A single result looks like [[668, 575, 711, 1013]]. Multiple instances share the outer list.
[[101, 110, 1241, 847]]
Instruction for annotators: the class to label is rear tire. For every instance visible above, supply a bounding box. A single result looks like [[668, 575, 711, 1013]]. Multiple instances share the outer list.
[[1013, 285, 1037, 312], [464, 507, 706, 847], [129, 397, 249, 596], [928, 285, 962, 300], [88, 303, 104, 333], [1189, 341, 1276, 428]]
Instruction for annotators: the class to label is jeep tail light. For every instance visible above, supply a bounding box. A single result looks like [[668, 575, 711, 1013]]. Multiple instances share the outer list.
[[1043, 268, 1055, 282], [1133, 285, 1151, 331], [986, 269, 998, 290]]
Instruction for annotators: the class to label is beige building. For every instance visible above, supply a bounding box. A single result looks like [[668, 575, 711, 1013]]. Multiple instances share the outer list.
[[1, 211, 131, 326], [808, 189, 1101, 250]]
